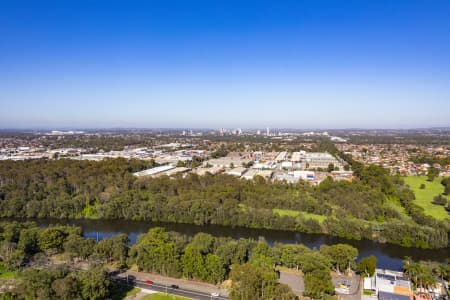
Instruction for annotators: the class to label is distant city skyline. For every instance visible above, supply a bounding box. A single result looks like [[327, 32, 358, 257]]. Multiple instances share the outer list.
[[1, 0, 450, 129]]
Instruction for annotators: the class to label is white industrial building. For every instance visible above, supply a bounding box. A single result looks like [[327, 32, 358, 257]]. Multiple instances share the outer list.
[[292, 171, 315, 180], [204, 157, 250, 168], [290, 151, 305, 162], [275, 151, 288, 162], [280, 161, 293, 169], [242, 169, 273, 180], [225, 167, 248, 177], [133, 165, 176, 177], [253, 161, 277, 169], [305, 152, 339, 169], [273, 173, 299, 183]]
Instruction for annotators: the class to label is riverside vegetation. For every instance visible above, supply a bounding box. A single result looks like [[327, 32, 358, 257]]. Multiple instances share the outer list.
[[0, 154, 448, 249], [0, 220, 356, 299], [0, 221, 449, 300], [0, 149, 450, 299]]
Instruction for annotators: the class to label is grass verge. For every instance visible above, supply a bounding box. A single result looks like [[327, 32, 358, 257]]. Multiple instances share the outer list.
[[141, 293, 191, 300]]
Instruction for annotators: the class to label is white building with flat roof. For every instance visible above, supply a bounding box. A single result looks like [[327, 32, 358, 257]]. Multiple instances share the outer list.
[[364, 269, 413, 299], [305, 152, 339, 169], [290, 152, 303, 162], [226, 167, 247, 177], [204, 157, 250, 168], [281, 161, 293, 169], [133, 165, 176, 177], [292, 171, 315, 180], [275, 151, 288, 162], [241, 169, 273, 180]]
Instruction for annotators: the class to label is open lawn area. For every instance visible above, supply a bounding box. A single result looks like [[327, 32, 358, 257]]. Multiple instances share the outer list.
[[0, 262, 17, 280], [404, 176, 449, 221], [141, 293, 191, 300], [273, 208, 327, 223]]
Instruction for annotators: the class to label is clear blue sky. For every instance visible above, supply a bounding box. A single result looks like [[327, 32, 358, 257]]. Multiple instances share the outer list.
[[1, 0, 450, 129]]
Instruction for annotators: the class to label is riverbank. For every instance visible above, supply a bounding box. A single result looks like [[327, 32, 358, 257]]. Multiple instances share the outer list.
[[4, 218, 448, 271]]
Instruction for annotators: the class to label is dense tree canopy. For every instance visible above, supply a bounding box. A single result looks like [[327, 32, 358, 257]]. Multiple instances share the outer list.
[[0, 158, 448, 248], [1, 220, 449, 299], [357, 255, 377, 277]]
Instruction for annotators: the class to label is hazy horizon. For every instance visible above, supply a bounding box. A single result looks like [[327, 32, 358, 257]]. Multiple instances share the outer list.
[[1, 0, 450, 129], [2, 126, 450, 132]]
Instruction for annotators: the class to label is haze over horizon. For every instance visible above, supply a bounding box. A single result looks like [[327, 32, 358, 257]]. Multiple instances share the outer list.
[[1, 0, 450, 129]]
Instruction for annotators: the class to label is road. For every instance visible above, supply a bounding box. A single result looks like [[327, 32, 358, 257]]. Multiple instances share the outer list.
[[113, 277, 228, 300]]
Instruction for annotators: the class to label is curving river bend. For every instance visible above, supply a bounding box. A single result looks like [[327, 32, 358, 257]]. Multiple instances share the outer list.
[[24, 218, 449, 271]]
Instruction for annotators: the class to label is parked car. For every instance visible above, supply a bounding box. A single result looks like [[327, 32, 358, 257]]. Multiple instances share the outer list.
[[211, 292, 219, 297], [144, 280, 153, 285], [170, 284, 179, 289], [127, 275, 136, 283]]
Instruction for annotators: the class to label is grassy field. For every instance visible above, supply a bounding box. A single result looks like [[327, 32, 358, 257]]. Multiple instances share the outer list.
[[273, 208, 327, 223], [141, 293, 191, 300], [125, 288, 141, 298], [404, 176, 449, 220], [385, 196, 411, 221], [0, 262, 17, 280]]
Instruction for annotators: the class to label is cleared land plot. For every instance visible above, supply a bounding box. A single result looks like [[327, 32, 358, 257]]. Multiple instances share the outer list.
[[404, 176, 449, 220]]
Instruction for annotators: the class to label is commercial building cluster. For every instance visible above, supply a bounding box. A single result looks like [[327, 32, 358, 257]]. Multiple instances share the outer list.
[[0, 140, 351, 185], [134, 150, 352, 185]]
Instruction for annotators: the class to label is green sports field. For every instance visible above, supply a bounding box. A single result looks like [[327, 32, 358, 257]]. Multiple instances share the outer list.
[[404, 176, 449, 220]]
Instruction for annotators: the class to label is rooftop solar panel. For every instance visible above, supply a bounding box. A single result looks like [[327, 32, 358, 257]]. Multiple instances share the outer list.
[[378, 291, 410, 300]]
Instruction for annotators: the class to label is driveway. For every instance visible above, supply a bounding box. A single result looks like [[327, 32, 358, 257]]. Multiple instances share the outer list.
[[279, 270, 304, 295], [332, 272, 361, 300]]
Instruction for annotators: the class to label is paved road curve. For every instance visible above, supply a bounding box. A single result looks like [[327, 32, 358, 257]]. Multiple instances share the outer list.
[[114, 277, 228, 300]]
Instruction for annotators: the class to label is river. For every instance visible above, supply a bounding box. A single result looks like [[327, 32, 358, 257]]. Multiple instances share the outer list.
[[23, 218, 449, 271]]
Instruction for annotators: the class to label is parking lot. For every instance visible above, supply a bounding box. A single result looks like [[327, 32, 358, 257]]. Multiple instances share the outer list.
[[279, 269, 362, 299]]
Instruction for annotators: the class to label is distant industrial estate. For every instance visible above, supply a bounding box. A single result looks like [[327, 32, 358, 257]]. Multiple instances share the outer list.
[[1, 128, 450, 185], [0, 128, 449, 300], [0, 145, 350, 186], [132, 149, 351, 185]]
